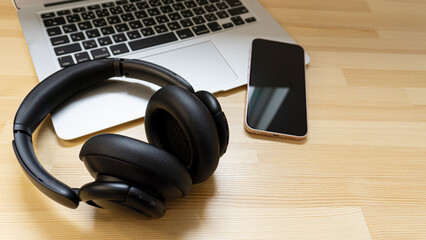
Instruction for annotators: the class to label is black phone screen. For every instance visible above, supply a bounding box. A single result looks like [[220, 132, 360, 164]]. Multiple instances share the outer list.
[[246, 39, 307, 137]]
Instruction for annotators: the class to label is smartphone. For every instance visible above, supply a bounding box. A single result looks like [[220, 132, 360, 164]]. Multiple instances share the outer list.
[[244, 39, 308, 140]]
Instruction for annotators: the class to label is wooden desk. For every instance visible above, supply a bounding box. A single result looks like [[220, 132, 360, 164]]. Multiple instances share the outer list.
[[1, 0, 425, 239]]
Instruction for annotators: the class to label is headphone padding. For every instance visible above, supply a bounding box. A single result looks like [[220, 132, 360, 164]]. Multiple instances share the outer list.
[[79, 134, 192, 201], [145, 86, 220, 184], [195, 91, 229, 156]]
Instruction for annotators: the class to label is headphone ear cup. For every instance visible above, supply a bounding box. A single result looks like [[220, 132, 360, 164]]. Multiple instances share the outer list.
[[79, 181, 167, 219], [145, 86, 220, 184], [194, 91, 229, 156], [79, 134, 192, 201]]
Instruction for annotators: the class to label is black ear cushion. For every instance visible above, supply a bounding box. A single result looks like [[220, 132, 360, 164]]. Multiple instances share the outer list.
[[145, 86, 220, 184], [79, 134, 192, 201], [195, 91, 229, 156]]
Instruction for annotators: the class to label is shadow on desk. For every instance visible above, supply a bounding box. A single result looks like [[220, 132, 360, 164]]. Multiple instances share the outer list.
[[19, 175, 217, 238]]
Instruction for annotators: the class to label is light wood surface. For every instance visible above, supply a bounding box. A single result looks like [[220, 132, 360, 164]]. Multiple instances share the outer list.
[[1, 0, 426, 239]]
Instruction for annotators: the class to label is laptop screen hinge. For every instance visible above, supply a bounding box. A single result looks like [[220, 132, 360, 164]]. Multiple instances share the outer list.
[[44, 0, 87, 7]]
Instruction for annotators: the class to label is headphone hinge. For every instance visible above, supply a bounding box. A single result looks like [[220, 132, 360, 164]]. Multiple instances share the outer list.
[[113, 58, 124, 77], [13, 123, 32, 136]]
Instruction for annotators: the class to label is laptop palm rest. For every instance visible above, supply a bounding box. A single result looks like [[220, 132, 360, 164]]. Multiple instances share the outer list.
[[51, 41, 237, 140]]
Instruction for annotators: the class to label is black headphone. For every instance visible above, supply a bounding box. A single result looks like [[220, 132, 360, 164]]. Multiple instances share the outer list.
[[12, 58, 229, 219]]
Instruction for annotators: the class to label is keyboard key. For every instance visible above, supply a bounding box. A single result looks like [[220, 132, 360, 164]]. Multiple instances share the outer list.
[[101, 26, 115, 35], [82, 11, 96, 20], [204, 4, 217, 12], [107, 16, 121, 24], [50, 35, 70, 46], [168, 21, 181, 30], [63, 24, 77, 33], [172, 3, 185, 11], [148, 8, 161, 16], [123, 4, 137, 12], [143, 18, 156, 26], [58, 55, 74, 68], [181, 10, 194, 18], [88, 4, 101, 10], [207, 22, 221, 32], [169, 12, 182, 21], [228, 6, 248, 16], [41, 12, 55, 19], [91, 47, 111, 59], [224, 0, 242, 7], [193, 7, 206, 15], [110, 43, 130, 55], [216, 2, 229, 10], [176, 28, 194, 39], [192, 24, 210, 35], [135, 10, 148, 18], [93, 18, 108, 27], [180, 19, 194, 27], [216, 11, 229, 19], [160, 5, 174, 14], [149, 0, 161, 7], [46, 27, 61, 36], [129, 20, 143, 29], [110, 6, 124, 15], [78, 21, 93, 30], [57, 10, 71, 16], [86, 29, 101, 38], [193, 16, 206, 24], [136, 2, 149, 9], [205, 13, 218, 21], [127, 30, 142, 39], [67, 14, 81, 23], [222, 22, 233, 29], [121, 13, 135, 21], [83, 40, 98, 49], [75, 52, 91, 63], [54, 43, 82, 56], [154, 24, 168, 33], [116, 0, 128, 5], [72, 7, 86, 13], [245, 17, 256, 23], [184, 1, 197, 8], [71, 32, 85, 41], [129, 32, 178, 51], [115, 23, 130, 32], [197, 0, 209, 5], [113, 33, 128, 42], [43, 17, 66, 27], [141, 27, 155, 36], [102, 2, 115, 8], [98, 36, 113, 46], [231, 16, 244, 25], [96, 9, 110, 17], [156, 15, 170, 23]]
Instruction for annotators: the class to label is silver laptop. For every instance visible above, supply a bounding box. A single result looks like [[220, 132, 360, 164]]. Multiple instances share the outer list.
[[15, 0, 308, 140]]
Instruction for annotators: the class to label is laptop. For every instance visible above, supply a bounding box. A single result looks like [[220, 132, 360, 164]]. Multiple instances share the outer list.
[[15, 0, 309, 140]]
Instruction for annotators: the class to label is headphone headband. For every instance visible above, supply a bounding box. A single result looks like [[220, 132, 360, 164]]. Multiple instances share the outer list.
[[13, 58, 195, 208]]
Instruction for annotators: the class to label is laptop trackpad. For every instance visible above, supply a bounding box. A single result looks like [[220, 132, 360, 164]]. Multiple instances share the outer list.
[[51, 41, 236, 140], [142, 41, 237, 91]]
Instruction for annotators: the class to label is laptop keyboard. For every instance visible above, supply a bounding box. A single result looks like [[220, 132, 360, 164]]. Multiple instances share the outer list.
[[40, 0, 257, 68]]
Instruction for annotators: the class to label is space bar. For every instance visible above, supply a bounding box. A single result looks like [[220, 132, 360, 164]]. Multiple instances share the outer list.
[[129, 33, 178, 51]]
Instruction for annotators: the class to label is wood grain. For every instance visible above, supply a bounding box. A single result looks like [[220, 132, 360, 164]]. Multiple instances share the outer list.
[[1, 0, 426, 239]]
